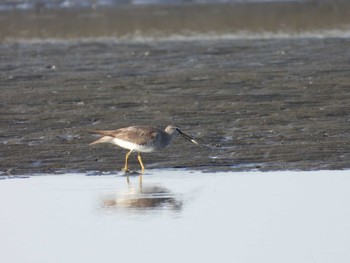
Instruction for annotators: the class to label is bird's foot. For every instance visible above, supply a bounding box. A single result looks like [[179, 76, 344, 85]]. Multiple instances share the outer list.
[[122, 168, 141, 176], [122, 167, 131, 173]]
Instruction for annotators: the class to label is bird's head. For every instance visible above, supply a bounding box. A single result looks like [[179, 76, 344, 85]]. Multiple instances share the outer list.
[[165, 125, 199, 145]]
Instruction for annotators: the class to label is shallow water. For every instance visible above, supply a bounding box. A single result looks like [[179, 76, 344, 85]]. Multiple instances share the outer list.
[[2, 2, 350, 41], [1, 170, 350, 262]]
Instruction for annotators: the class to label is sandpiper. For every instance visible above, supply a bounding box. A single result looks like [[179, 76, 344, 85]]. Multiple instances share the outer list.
[[89, 125, 198, 173]]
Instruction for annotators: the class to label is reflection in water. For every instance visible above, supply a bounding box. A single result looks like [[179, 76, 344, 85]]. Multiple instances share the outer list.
[[101, 176, 183, 213]]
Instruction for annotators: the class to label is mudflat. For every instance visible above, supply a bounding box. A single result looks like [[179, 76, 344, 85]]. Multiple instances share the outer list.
[[1, 36, 350, 174], [1, 1, 350, 174]]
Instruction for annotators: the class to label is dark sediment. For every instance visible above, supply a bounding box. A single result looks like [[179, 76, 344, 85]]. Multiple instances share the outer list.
[[1, 1, 350, 175], [1, 37, 350, 174]]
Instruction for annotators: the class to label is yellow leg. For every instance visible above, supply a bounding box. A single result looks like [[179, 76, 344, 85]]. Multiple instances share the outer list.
[[122, 150, 132, 172], [137, 152, 145, 173]]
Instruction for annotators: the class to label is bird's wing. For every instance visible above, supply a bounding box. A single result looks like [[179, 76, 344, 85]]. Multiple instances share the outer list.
[[89, 126, 160, 146], [114, 126, 160, 145]]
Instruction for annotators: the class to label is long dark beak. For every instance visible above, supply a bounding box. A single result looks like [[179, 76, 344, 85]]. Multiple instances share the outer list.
[[176, 128, 199, 145]]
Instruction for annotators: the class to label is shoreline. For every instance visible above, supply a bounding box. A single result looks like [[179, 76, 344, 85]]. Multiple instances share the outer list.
[[1, 1, 350, 41]]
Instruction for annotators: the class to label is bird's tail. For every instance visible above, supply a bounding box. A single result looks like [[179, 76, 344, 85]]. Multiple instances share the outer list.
[[89, 136, 112, 145], [88, 129, 114, 145]]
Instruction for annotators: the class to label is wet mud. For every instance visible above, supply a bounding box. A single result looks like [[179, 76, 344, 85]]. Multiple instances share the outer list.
[[1, 37, 350, 175]]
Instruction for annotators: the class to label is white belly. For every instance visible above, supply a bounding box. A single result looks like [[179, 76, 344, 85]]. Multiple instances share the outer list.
[[111, 138, 155, 152]]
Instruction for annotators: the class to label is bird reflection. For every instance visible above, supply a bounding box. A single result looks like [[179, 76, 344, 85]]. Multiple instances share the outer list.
[[101, 177, 183, 212]]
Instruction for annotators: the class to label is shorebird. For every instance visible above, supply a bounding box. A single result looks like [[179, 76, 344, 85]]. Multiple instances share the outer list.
[[89, 125, 198, 173]]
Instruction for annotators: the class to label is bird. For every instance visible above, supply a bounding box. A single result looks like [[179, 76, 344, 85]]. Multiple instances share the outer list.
[[89, 125, 199, 173]]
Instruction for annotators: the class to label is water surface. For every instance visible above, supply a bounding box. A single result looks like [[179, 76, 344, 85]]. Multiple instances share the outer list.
[[1, 170, 350, 262]]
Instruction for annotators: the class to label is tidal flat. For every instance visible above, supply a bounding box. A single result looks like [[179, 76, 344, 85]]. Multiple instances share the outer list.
[[1, 2, 350, 262], [1, 37, 350, 174]]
